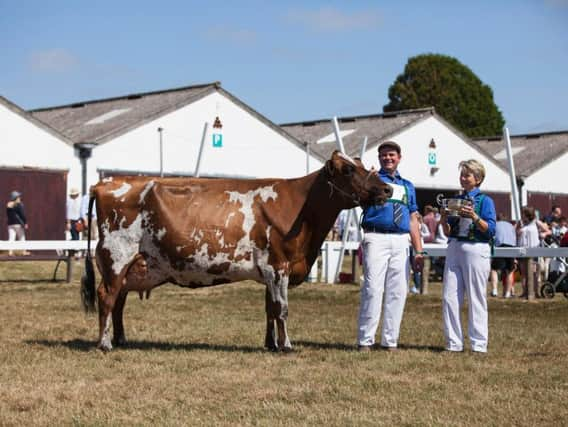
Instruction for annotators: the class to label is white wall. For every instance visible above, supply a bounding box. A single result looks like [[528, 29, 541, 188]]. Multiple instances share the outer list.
[[0, 103, 79, 191], [523, 152, 568, 195], [360, 116, 511, 193], [87, 91, 322, 189]]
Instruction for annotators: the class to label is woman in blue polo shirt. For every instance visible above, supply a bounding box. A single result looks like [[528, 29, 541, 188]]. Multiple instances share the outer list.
[[439, 159, 496, 353]]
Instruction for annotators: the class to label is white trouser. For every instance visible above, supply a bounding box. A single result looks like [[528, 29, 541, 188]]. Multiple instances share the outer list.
[[358, 232, 409, 348], [8, 224, 26, 256], [443, 240, 491, 352], [8, 224, 26, 241]]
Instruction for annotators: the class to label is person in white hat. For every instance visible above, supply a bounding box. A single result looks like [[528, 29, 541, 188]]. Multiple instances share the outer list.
[[66, 188, 82, 241], [6, 190, 30, 256]]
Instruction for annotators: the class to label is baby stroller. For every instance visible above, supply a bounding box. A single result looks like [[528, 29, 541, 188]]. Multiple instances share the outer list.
[[540, 242, 568, 299]]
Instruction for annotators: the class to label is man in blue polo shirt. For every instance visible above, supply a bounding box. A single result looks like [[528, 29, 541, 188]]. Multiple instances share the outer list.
[[357, 141, 424, 352]]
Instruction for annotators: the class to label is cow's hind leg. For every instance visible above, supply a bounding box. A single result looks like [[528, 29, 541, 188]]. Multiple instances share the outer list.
[[112, 291, 128, 347], [97, 280, 115, 352]]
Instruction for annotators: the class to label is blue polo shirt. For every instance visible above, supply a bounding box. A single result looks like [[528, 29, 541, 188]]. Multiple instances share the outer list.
[[494, 220, 516, 246], [361, 169, 417, 233], [448, 188, 496, 242]]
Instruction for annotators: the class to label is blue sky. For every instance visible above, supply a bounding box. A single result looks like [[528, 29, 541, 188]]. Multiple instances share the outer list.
[[1, 0, 567, 135]]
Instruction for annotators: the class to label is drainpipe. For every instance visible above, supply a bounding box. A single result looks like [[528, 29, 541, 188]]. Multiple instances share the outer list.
[[75, 142, 97, 195]]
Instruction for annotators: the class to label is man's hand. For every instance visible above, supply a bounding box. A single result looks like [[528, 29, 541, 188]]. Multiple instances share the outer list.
[[414, 253, 424, 272]]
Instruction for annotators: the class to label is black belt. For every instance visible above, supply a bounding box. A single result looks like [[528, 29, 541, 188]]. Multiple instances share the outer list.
[[363, 226, 405, 234]]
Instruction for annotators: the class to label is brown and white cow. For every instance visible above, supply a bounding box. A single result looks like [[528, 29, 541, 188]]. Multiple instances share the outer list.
[[81, 150, 391, 352]]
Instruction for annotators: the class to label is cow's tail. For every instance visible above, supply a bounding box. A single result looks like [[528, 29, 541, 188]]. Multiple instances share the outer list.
[[81, 191, 97, 313]]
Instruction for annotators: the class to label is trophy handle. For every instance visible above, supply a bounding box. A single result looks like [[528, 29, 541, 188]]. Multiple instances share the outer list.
[[435, 193, 445, 206]]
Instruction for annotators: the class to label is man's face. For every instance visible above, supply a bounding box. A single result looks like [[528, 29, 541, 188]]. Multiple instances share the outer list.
[[378, 149, 401, 174], [553, 207, 562, 217]]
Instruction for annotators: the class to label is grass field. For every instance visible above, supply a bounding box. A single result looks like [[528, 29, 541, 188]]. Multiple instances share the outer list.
[[1, 260, 567, 426]]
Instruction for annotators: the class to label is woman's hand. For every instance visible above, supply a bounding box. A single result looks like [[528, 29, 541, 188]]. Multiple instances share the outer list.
[[459, 205, 477, 220]]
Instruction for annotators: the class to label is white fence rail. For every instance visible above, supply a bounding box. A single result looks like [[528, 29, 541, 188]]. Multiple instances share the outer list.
[[2, 240, 567, 285], [0, 240, 95, 251]]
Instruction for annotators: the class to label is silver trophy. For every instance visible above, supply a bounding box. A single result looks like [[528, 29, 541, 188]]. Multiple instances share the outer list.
[[436, 193, 472, 217]]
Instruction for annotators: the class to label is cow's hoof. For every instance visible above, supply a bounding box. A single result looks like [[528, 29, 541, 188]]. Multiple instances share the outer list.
[[265, 345, 279, 353], [98, 339, 113, 352], [113, 336, 127, 347]]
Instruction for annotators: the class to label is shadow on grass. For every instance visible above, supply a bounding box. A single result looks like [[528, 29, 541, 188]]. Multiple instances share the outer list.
[[294, 340, 354, 351], [25, 339, 266, 353], [295, 340, 446, 353], [397, 343, 446, 353], [0, 279, 65, 284], [26, 339, 446, 354]]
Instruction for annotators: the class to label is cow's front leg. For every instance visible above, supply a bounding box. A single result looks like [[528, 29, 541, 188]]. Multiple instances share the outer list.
[[265, 276, 292, 353], [275, 275, 292, 352], [264, 287, 278, 352]]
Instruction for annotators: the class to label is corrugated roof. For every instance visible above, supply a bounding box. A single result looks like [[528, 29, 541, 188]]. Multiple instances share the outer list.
[[472, 130, 568, 176], [29, 82, 220, 146], [27, 82, 309, 156], [280, 108, 435, 160]]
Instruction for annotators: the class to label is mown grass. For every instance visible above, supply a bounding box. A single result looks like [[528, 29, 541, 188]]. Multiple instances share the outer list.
[[0, 260, 567, 426]]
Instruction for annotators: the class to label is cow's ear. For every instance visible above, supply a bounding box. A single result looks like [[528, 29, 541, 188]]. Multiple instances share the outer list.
[[325, 160, 335, 176]]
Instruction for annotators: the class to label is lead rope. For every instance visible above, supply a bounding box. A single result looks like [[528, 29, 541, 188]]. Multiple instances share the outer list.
[[326, 180, 360, 205]]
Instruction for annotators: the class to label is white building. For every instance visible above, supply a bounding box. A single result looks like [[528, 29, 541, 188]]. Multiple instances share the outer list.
[[282, 108, 514, 215], [0, 96, 79, 239], [30, 82, 321, 193], [0, 95, 79, 189], [472, 131, 568, 216]]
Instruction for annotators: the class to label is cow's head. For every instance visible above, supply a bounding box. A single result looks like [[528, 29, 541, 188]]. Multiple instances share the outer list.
[[324, 150, 392, 208]]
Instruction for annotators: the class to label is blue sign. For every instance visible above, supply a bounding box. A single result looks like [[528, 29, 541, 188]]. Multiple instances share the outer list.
[[212, 133, 223, 148], [428, 152, 437, 165]]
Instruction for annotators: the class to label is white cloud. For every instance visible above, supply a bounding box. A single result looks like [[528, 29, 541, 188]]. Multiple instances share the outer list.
[[204, 26, 258, 46], [545, 0, 568, 8], [28, 48, 80, 73], [286, 7, 382, 32]]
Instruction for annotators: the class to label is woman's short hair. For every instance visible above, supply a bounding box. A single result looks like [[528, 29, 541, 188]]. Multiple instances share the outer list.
[[459, 159, 486, 185], [522, 206, 536, 222]]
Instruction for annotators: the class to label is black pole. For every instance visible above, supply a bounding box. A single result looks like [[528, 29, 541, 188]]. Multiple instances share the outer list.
[[75, 143, 96, 196], [80, 155, 88, 195]]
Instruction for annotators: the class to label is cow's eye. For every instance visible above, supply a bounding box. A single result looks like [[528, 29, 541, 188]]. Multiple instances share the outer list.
[[342, 164, 355, 176]]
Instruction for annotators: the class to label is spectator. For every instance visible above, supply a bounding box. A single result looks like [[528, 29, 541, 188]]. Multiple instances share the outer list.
[[535, 216, 551, 286], [426, 212, 449, 281], [66, 188, 82, 241], [440, 159, 496, 353], [80, 193, 98, 241], [543, 205, 562, 226], [561, 228, 568, 247], [422, 205, 437, 244], [6, 191, 30, 256], [409, 213, 430, 294], [516, 206, 540, 299], [420, 206, 437, 290], [490, 213, 516, 298], [559, 217, 567, 237], [434, 221, 448, 244]]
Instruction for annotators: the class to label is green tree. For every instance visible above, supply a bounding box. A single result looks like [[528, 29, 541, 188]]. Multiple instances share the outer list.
[[383, 53, 505, 137]]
